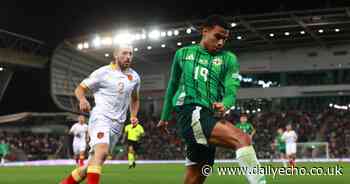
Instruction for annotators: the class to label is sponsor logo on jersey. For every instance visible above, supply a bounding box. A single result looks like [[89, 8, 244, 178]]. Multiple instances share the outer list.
[[185, 54, 195, 61]]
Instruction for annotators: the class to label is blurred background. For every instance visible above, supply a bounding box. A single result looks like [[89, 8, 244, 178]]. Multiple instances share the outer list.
[[0, 0, 349, 163]]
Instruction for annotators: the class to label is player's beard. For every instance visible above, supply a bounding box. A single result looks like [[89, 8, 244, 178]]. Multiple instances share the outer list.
[[117, 60, 130, 71]]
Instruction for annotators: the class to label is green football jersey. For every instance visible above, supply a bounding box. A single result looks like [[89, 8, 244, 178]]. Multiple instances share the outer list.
[[161, 44, 240, 121], [276, 134, 286, 150], [0, 143, 9, 155], [235, 122, 254, 134]]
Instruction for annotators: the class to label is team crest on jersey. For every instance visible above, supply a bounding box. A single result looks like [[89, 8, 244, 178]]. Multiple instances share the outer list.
[[97, 132, 104, 139], [185, 54, 194, 61], [213, 57, 223, 65], [127, 74, 133, 81]]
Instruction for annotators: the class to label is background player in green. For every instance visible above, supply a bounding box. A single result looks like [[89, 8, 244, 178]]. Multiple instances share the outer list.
[[0, 140, 10, 165], [273, 128, 287, 167], [157, 15, 266, 184], [236, 114, 256, 140]]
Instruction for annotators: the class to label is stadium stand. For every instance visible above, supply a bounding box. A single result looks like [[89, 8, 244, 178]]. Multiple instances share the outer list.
[[0, 131, 64, 161], [50, 42, 105, 112], [1, 107, 349, 161]]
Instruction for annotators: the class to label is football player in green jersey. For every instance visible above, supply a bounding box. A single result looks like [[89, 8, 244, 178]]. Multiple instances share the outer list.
[[157, 15, 266, 184], [0, 140, 9, 165], [274, 128, 287, 167], [235, 114, 256, 140]]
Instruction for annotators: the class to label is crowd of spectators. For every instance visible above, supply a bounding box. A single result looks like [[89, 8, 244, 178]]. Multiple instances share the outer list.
[[136, 116, 184, 160], [0, 131, 64, 161], [217, 109, 350, 159], [138, 109, 350, 160], [1, 109, 349, 161]]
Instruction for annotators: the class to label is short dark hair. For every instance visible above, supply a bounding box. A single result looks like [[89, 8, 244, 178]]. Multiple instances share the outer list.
[[240, 113, 248, 118], [202, 14, 229, 30]]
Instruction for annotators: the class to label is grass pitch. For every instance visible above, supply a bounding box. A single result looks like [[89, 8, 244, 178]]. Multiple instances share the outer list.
[[0, 162, 348, 184]]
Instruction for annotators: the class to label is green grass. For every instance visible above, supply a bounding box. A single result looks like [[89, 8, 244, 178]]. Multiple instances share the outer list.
[[0, 162, 348, 184]]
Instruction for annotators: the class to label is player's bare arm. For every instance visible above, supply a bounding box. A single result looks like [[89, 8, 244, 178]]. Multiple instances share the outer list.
[[157, 120, 170, 135], [68, 126, 74, 135], [74, 84, 91, 112], [130, 87, 140, 123]]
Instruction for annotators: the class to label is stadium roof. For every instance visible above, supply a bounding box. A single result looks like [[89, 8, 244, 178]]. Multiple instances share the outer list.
[[0, 112, 78, 124], [0, 29, 50, 68], [69, 7, 350, 60]]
